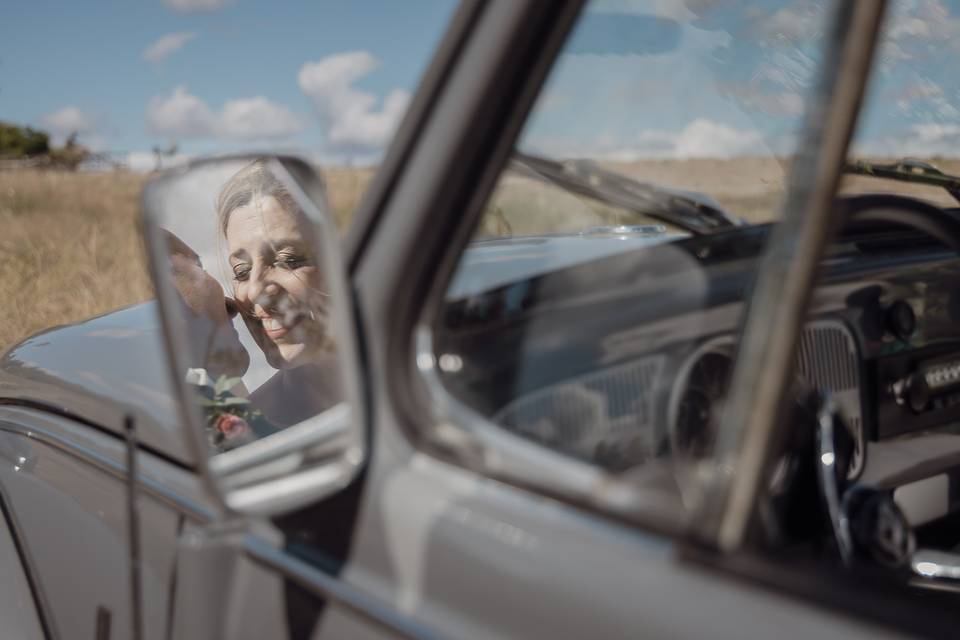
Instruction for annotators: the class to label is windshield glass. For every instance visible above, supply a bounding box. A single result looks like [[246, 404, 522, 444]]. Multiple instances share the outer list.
[[470, 0, 831, 241], [846, 1, 960, 208]]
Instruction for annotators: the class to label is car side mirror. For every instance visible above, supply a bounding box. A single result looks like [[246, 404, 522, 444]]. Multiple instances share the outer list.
[[141, 155, 364, 516]]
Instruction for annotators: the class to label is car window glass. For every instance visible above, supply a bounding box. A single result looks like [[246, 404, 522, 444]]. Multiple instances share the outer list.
[[844, 0, 960, 207], [431, 0, 834, 514]]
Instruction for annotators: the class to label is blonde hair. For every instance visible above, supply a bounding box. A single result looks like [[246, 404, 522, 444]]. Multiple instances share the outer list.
[[216, 159, 300, 238]]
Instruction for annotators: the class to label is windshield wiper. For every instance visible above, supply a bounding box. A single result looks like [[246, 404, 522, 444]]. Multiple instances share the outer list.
[[511, 151, 743, 235], [845, 158, 960, 204]]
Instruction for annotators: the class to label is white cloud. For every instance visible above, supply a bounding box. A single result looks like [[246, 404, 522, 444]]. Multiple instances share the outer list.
[[878, 40, 912, 66], [587, 0, 715, 22], [896, 78, 942, 109], [854, 123, 960, 157], [755, 4, 825, 43], [218, 96, 307, 139], [888, 17, 931, 40], [531, 118, 766, 161], [143, 31, 197, 63], [41, 106, 95, 135], [146, 86, 305, 141], [726, 82, 804, 117], [147, 86, 216, 137], [671, 118, 765, 158], [163, 0, 231, 13], [124, 150, 191, 173], [881, 0, 960, 57], [298, 51, 411, 153], [40, 106, 98, 146]]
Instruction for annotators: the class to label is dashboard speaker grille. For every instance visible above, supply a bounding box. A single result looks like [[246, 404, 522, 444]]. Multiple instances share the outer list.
[[796, 321, 864, 478], [797, 323, 858, 391]]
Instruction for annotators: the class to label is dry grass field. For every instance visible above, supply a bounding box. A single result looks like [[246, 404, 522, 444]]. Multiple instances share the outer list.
[[0, 170, 152, 351], [480, 157, 960, 236], [2, 157, 958, 353]]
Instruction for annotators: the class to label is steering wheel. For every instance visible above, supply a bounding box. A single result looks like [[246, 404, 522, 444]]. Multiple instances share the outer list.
[[838, 194, 960, 252]]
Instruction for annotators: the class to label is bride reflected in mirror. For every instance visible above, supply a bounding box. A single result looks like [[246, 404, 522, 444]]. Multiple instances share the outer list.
[[218, 159, 344, 428]]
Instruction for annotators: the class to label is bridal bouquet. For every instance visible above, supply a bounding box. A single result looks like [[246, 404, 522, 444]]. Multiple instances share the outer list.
[[188, 372, 273, 451]]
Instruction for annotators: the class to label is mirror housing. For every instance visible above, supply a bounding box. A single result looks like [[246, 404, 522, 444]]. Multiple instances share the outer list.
[[141, 155, 365, 516]]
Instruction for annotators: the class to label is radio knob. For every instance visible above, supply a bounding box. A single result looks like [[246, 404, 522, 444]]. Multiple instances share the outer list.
[[887, 301, 916, 341], [893, 373, 930, 413]]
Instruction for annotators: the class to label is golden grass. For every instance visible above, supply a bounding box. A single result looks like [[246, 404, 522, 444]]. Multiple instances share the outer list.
[[325, 166, 376, 230], [0, 170, 153, 351]]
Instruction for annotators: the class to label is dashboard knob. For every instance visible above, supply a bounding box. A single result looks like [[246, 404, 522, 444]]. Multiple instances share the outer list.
[[887, 300, 916, 341], [844, 487, 915, 568], [892, 372, 930, 413], [905, 373, 930, 413]]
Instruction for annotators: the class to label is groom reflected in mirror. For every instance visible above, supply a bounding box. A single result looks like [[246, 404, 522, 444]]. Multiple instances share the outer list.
[[163, 230, 273, 451], [163, 229, 250, 381]]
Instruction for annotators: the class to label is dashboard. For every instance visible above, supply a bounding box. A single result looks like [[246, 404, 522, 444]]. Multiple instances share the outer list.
[[435, 197, 960, 572]]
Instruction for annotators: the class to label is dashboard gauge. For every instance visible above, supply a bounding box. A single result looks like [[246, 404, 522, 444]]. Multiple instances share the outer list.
[[669, 341, 733, 460]]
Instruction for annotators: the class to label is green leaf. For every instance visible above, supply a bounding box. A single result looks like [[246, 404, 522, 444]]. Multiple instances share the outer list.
[[218, 396, 250, 407], [214, 375, 243, 395]]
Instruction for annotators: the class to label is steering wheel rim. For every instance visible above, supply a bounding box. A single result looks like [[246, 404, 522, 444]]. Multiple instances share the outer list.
[[839, 194, 960, 252]]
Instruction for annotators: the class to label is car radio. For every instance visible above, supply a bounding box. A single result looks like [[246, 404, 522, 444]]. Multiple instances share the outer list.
[[878, 347, 960, 439]]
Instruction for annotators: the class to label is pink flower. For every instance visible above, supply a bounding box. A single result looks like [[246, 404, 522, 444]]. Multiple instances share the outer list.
[[214, 413, 250, 439]]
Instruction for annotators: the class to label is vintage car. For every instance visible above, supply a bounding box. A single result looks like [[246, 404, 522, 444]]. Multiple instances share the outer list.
[[4, 1, 960, 638]]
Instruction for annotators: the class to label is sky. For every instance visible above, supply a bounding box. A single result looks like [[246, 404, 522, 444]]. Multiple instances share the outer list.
[[518, 0, 960, 161], [1, 0, 458, 169], [3, 0, 960, 170]]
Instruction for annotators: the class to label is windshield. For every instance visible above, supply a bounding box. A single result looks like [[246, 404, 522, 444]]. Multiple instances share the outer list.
[[846, 1, 960, 208], [467, 1, 835, 241]]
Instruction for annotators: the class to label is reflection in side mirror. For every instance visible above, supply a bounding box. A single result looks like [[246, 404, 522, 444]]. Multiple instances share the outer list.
[[142, 155, 363, 516]]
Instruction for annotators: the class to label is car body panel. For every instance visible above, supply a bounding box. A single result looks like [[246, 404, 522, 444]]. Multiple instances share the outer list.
[[447, 231, 687, 299], [0, 421, 177, 639], [0, 302, 193, 466], [0, 494, 44, 640], [0, 406, 214, 639]]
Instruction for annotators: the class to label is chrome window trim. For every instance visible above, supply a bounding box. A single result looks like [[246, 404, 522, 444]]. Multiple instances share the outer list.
[[242, 534, 438, 640]]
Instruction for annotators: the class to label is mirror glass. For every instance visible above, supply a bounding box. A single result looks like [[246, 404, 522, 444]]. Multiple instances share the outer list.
[[142, 156, 358, 502]]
